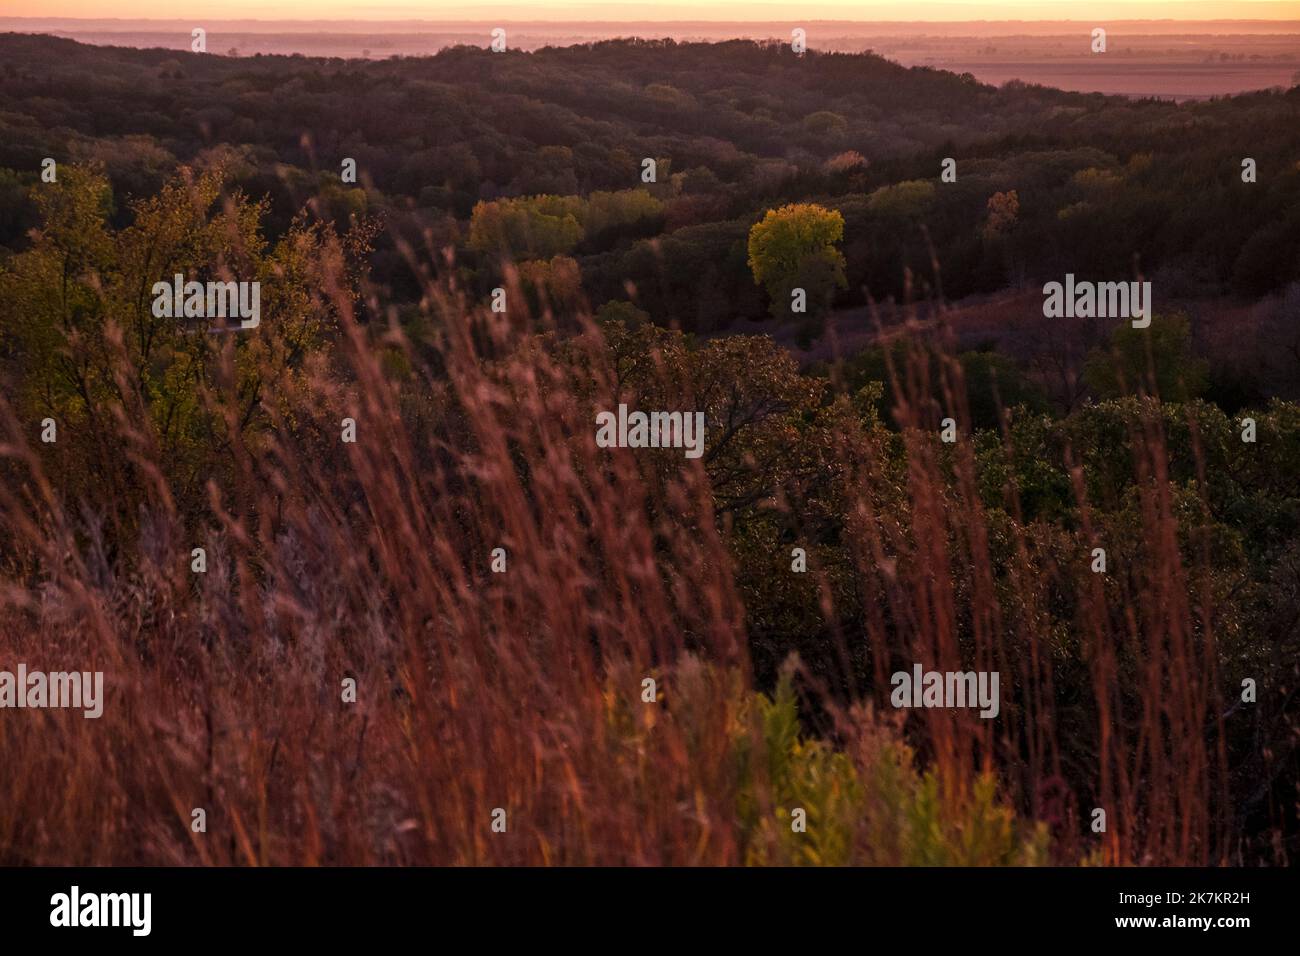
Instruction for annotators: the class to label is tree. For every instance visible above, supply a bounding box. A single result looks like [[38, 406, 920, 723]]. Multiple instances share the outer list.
[[0, 161, 370, 523], [1082, 312, 1209, 402], [595, 300, 650, 328], [746, 203, 847, 341], [982, 189, 1023, 289], [518, 255, 583, 314], [983, 189, 1020, 239], [468, 196, 584, 260], [802, 110, 848, 136], [866, 180, 935, 219]]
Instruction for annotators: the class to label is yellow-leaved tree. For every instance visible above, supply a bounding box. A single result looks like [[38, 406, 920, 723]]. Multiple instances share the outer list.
[[746, 203, 847, 347]]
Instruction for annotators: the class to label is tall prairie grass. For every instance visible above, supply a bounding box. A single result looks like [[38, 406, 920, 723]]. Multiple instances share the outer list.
[[0, 175, 1280, 866]]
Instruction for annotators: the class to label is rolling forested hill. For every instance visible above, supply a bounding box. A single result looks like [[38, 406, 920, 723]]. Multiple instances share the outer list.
[[2, 33, 1299, 308], [1, 32, 1299, 407]]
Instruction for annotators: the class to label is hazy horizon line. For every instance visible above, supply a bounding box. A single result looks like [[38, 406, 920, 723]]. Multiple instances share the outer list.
[[10, 15, 1300, 24]]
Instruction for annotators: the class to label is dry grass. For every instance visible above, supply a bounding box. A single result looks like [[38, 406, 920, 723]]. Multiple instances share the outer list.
[[0, 228, 1264, 866]]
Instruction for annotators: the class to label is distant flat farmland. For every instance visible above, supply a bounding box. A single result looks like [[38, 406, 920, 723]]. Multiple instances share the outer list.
[[928, 60, 1297, 100], [870, 33, 1300, 100]]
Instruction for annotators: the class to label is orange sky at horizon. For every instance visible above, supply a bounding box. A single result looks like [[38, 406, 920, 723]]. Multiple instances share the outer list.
[[6, 1, 1300, 23]]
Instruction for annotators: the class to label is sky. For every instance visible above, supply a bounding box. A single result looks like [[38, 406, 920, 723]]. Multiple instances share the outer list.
[[6, 1, 1300, 22]]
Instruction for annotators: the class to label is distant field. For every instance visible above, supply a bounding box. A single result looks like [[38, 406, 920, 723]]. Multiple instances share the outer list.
[[873, 32, 1300, 99], [915, 60, 1297, 100]]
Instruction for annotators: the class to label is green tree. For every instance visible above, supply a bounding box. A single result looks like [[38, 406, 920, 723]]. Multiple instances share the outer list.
[[467, 195, 585, 259], [1082, 312, 1209, 402], [0, 162, 368, 524], [866, 180, 936, 219]]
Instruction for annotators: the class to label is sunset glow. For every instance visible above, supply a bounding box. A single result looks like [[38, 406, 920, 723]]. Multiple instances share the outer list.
[[5, 0, 1300, 22]]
